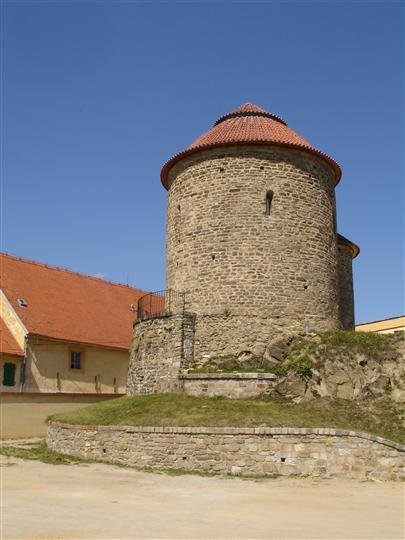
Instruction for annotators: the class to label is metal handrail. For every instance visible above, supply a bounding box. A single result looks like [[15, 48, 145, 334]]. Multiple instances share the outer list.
[[137, 289, 185, 320]]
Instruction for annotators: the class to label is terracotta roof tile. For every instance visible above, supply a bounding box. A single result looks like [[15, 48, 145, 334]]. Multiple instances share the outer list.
[[0, 318, 24, 357], [214, 103, 287, 125], [161, 102, 341, 188], [0, 253, 146, 350]]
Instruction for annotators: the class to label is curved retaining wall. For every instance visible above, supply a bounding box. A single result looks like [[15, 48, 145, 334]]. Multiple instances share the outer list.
[[47, 422, 404, 481]]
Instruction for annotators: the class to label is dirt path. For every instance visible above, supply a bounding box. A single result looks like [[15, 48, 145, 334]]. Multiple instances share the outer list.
[[2, 454, 404, 539]]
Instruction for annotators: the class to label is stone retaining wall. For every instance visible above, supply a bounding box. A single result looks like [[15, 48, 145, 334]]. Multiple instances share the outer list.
[[181, 373, 276, 398], [47, 422, 404, 481], [127, 313, 279, 398]]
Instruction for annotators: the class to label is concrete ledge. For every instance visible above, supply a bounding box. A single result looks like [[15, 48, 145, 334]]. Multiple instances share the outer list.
[[180, 373, 277, 380], [181, 372, 276, 398]]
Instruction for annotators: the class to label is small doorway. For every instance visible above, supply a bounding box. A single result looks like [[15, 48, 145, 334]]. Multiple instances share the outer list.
[[3, 362, 16, 386]]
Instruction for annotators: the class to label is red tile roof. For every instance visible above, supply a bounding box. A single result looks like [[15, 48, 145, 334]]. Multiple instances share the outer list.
[[0, 318, 24, 357], [0, 253, 146, 351], [161, 102, 341, 188]]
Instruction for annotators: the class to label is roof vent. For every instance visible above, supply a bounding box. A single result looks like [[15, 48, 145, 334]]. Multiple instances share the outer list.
[[17, 298, 28, 308]]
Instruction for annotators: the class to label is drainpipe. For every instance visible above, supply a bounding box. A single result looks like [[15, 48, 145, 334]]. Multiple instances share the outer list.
[[19, 334, 28, 393]]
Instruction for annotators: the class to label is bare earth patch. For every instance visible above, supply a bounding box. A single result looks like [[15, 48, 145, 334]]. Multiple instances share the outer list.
[[2, 450, 404, 539]]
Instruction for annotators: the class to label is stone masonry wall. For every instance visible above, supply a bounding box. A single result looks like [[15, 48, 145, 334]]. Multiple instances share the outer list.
[[127, 313, 195, 395], [338, 245, 355, 330], [166, 145, 341, 363], [48, 422, 404, 481], [192, 313, 314, 364], [181, 373, 276, 398]]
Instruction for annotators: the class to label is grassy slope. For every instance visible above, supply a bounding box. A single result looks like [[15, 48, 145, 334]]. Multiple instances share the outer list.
[[0, 443, 85, 465], [50, 393, 405, 444], [188, 331, 401, 375]]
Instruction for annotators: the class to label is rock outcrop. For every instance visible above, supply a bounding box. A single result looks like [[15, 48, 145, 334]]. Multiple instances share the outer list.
[[270, 331, 405, 403]]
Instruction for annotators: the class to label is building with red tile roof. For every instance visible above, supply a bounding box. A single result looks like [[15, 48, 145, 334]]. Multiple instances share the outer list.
[[0, 253, 144, 350], [0, 252, 145, 393], [0, 318, 24, 357], [0, 317, 24, 391]]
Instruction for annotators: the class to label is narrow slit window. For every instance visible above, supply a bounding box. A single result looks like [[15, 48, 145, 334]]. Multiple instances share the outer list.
[[265, 191, 273, 216]]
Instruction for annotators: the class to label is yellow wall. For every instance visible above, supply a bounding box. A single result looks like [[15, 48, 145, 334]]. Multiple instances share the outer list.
[[1, 393, 122, 438], [356, 316, 405, 334], [0, 291, 131, 394], [24, 336, 130, 394], [0, 290, 27, 349], [0, 355, 22, 392]]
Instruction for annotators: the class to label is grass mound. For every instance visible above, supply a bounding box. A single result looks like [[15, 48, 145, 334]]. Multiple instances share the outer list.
[[188, 331, 401, 376], [286, 329, 398, 363], [271, 332, 398, 378], [50, 393, 405, 444]]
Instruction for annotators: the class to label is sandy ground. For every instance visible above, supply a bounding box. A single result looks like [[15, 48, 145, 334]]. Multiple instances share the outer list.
[[1, 454, 404, 540]]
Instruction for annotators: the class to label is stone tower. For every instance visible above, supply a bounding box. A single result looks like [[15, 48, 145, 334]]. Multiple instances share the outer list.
[[127, 103, 359, 394]]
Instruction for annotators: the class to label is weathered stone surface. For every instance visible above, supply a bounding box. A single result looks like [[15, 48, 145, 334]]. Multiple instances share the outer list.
[[47, 422, 405, 481], [264, 334, 305, 364], [128, 141, 359, 395], [338, 245, 355, 330], [127, 312, 280, 398], [166, 145, 347, 362], [127, 313, 195, 395], [181, 373, 276, 398], [270, 333, 405, 403]]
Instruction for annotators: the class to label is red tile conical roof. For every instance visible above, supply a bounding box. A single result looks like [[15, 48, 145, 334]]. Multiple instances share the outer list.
[[161, 103, 341, 188]]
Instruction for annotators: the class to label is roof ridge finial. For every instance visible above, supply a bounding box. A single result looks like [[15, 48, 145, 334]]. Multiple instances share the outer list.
[[214, 103, 287, 126]]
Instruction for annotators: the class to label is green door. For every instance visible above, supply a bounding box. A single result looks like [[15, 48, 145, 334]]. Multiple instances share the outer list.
[[3, 363, 16, 386]]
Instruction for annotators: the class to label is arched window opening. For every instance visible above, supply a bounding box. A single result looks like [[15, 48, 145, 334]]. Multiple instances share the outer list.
[[265, 191, 273, 216]]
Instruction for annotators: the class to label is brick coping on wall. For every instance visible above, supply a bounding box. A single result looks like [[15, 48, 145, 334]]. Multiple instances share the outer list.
[[180, 373, 277, 380], [49, 421, 405, 452]]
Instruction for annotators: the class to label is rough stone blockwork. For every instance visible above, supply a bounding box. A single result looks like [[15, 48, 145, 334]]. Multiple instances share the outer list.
[[127, 313, 195, 394], [48, 422, 404, 481], [181, 373, 276, 398], [338, 245, 355, 330], [127, 105, 359, 396], [127, 313, 279, 398], [166, 145, 344, 361]]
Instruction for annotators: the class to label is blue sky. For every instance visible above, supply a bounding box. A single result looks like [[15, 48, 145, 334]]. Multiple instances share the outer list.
[[2, 1, 404, 323]]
